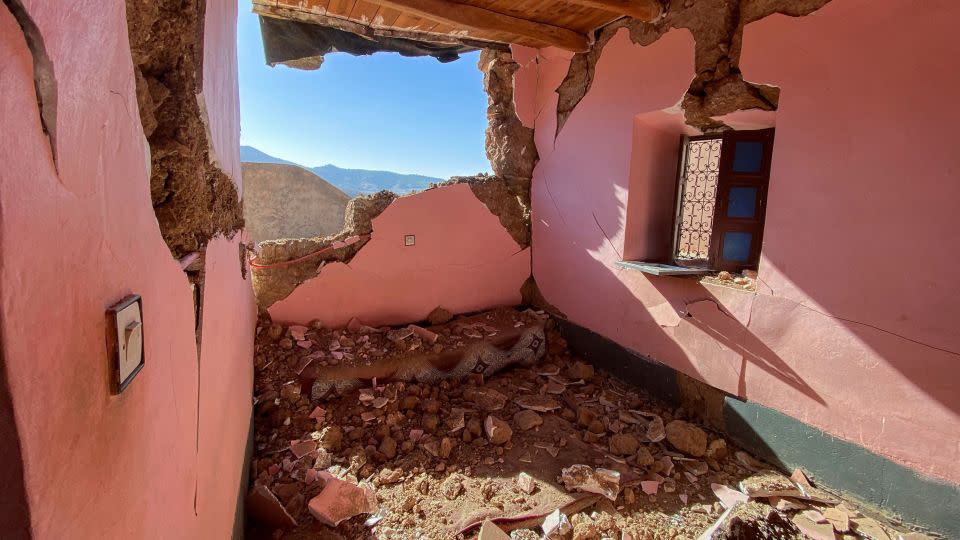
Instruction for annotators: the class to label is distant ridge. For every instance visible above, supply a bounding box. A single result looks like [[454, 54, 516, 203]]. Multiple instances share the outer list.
[[240, 145, 444, 197]]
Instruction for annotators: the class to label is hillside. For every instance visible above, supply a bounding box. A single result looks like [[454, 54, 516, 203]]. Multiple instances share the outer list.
[[240, 145, 443, 196], [241, 162, 350, 243]]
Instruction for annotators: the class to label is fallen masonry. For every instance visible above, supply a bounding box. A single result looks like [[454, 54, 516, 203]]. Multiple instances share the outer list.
[[247, 308, 935, 540]]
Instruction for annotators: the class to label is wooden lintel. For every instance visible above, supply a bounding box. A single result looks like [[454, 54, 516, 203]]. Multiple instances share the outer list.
[[368, 0, 590, 51], [564, 0, 662, 21]]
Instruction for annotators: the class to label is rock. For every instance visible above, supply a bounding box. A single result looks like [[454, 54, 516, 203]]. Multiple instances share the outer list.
[[439, 437, 455, 458], [706, 438, 728, 460], [516, 472, 537, 494], [608, 434, 639, 456], [427, 306, 454, 325], [587, 419, 605, 434], [559, 464, 621, 501], [278, 337, 293, 350], [634, 445, 655, 467], [318, 426, 343, 451], [665, 420, 707, 457], [307, 473, 378, 526], [567, 360, 595, 381], [467, 387, 509, 411], [378, 468, 404, 485], [571, 516, 599, 540], [513, 410, 543, 431], [485, 415, 513, 445], [441, 474, 464, 500], [379, 436, 397, 459]]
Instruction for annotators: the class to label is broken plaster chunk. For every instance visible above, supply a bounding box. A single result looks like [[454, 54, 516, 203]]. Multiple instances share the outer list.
[[307, 473, 378, 527], [290, 440, 317, 459], [479, 519, 512, 540], [514, 395, 561, 412], [541, 509, 572, 539], [559, 465, 620, 501], [640, 480, 659, 495], [711, 483, 749, 509], [289, 325, 309, 341], [408, 324, 439, 344], [645, 416, 665, 443]]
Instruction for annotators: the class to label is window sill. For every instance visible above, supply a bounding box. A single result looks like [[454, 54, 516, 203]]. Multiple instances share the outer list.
[[617, 261, 759, 291], [615, 261, 712, 276]]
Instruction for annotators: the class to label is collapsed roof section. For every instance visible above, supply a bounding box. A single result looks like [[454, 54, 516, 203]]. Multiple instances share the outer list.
[[258, 15, 482, 70], [252, 0, 663, 69]]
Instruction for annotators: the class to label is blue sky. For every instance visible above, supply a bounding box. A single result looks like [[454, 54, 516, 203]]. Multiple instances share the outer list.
[[237, 2, 492, 178]]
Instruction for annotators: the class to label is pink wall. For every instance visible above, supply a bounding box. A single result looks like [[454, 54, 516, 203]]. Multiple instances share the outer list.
[[269, 183, 531, 327], [518, 0, 960, 484], [0, 1, 255, 538]]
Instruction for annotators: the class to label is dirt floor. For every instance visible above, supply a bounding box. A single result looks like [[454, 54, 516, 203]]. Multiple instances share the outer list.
[[247, 309, 931, 540]]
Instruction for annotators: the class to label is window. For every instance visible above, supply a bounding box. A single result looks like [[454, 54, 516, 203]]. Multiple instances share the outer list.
[[672, 128, 774, 272], [619, 128, 774, 276]]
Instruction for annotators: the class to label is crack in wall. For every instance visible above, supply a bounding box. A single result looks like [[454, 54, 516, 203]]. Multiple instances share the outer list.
[[553, 0, 832, 133], [3, 0, 57, 171]]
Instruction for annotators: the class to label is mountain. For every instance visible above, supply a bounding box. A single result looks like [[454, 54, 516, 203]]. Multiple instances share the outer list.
[[242, 162, 350, 243], [240, 145, 443, 197]]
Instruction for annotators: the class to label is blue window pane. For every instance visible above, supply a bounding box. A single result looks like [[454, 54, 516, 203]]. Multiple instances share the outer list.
[[727, 186, 757, 218], [732, 141, 764, 173], [722, 231, 752, 261]]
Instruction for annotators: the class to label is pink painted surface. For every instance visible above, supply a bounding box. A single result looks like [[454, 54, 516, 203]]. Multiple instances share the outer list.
[[519, 2, 960, 484], [201, 0, 243, 193], [0, 1, 254, 538], [269, 183, 530, 327]]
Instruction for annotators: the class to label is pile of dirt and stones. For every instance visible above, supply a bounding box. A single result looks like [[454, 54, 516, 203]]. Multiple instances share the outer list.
[[247, 308, 934, 540]]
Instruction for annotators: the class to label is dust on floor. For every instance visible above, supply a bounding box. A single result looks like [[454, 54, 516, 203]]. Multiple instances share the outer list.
[[247, 309, 931, 540]]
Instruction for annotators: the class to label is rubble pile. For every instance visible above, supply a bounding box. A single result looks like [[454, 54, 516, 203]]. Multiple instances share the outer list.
[[247, 308, 931, 540]]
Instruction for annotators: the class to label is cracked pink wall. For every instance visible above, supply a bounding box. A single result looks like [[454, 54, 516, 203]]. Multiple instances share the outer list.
[[0, 0, 255, 537], [518, 0, 960, 484], [269, 183, 531, 327]]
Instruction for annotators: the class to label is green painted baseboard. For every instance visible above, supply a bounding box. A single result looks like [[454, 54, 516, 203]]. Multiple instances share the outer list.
[[556, 318, 959, 538]]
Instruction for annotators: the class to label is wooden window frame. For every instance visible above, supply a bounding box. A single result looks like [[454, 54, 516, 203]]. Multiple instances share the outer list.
[[670, 128, 775, 272]]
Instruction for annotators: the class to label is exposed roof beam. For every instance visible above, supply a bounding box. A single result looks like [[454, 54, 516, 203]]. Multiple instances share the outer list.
[[368, 0, 590, 51], [563, 0, 662, 21]]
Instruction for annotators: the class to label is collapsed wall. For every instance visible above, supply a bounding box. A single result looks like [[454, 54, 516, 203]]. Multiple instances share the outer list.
[[251, 47, 540, 323]]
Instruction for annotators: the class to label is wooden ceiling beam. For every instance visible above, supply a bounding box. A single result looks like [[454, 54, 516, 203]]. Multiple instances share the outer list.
[[367, 0, 590, 51], [563, 0, 662, 21]]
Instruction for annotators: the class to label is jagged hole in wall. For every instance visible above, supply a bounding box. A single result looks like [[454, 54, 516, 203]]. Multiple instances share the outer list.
[[247, 48, 540, 311]]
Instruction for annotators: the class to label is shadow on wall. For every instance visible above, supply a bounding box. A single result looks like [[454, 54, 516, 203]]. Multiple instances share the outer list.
[[527, 1, 960, 490]]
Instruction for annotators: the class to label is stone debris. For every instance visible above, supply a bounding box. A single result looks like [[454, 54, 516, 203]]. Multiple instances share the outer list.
[[560, 465, 621, 501], [307, 472, 378, 527], [665, 420, 708, 457], [513, 409, 543, 431], [516, 472, 537, 494], [485, 415, 513, 445], [250, 308, 919, 540]]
